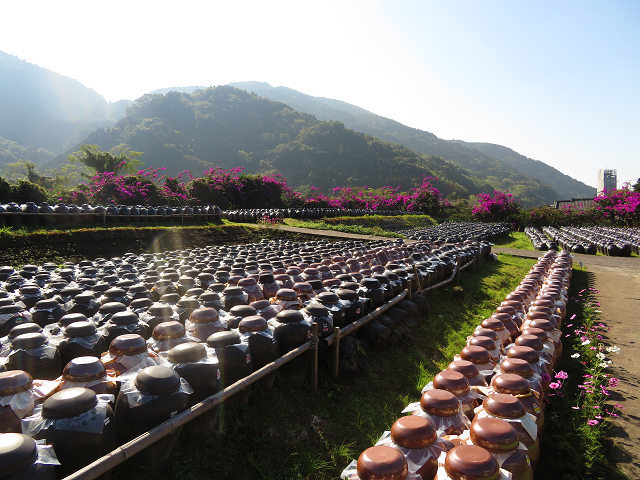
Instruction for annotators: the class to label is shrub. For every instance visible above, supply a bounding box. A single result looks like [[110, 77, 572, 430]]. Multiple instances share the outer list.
[[11, 180, 48, 204], [0, 176, 11, 203]]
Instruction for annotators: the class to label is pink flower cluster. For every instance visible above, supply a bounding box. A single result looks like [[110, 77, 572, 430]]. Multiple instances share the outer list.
[[472, 190, 521, 222]]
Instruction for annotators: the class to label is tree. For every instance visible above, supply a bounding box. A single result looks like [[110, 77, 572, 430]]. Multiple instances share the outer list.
[[68, 145, 143, 176], [633, 178, 640, 193], [5, 160, 55, 189]]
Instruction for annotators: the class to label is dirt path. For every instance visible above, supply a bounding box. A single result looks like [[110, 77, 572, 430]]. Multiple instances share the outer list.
[[495, 246, 640, 478]]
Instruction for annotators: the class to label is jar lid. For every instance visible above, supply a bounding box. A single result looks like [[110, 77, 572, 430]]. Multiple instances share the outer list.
[[135, 366, 180, 396], [259, 273, 275, 284], [495, 305, 516, 316], [447, 360, 480, 379], [109, 333, 147, 355], [514, 334, 543, 351], [60, 313, 89, 327], [104, 287, 126, 298], [64, 321, 97, 338], [147, 302, 173, 317], [480, 318, 504, 331], [238, 315, 268, 333], [506, 346, 539, 364], [470, 417, 519, 453], [159, 293, 180, 305], [130, 298, 153, 310], [0, 433, 38, 477], [304, 302, 329, 318], [250, 299, 271, 310], [336, 288, 358, 301], [109, 311, 138, 326], [99, 302, 127, 314], [316, 291, 339, 304], [238, 277, 258, 287], [11, 332, 47, 350], [390, 415, 436, 449], [460, 345, 491, 365], [230, 304, 257, 317], [292, 282, 313, 293], [483, 393, 526, 419], [420, 389, 460, 416], [275, 288, 298, 301], [222, 286, 244, 296], [207, 331, 241, 348], [276, 310, 304, 324], [500, 358, 533, 377], [63, 356, 106, 382], [528, 318, 554, 331], [473, 328, 499, 341], [491, 312, 513, 325], [360, 278, 381, 289], [491, 374, 530, 395], [444, 445, 500, 479], [356, 445, 408, 480], [42, 387, 98, 419], [433, 370, 470, 396], [0, 304, 21, 315], [177, 297, 200, 309], [0, 370, 33, 396], [33, 299, 59, 310], [8, 323, 41, 340], [521, 327, 549, 343], [168, 342, 206, 364], [152, 321, 185, 341], [526, 307, 552, 319], [189, 307, 219, 324], [469, 336, 496, 352]]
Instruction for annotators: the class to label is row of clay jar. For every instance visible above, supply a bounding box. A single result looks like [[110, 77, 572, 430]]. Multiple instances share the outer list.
[[342, 249, 572, 480]]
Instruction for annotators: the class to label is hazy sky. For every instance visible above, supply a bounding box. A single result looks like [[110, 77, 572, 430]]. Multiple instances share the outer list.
[[1, 0, 638, 188]]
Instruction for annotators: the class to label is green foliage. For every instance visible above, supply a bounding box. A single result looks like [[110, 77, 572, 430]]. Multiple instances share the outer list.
[[492, 231, 534, 250], [60, 87, 491, 199], [68, 144, 142, 175], [11, 180, 48, 204], [283, 219, 404, 238], [0, 175, 10, 202]]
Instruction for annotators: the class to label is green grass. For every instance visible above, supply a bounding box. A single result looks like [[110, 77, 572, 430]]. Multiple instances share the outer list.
[[320, 214, 438, 231], [283, 218, 405, 238], [115, 253, 535, 480], [492, 230, 535, 250]]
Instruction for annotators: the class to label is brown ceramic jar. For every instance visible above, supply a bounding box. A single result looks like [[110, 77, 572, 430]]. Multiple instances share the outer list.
[[447, 360, 487, 387], [0, 370, 34, 433], [480, 318, 510, 346], [459, 345, 496, 373], [417, 389, 470, 436], [491, 374, 544, 435], [389, 415, 444, 480], [60, 356, 118, 396], [481, 394, 540, 465], [186, 307, 225, 341], [499, 358, 543, 397], [490, 313, 519, 340], [468, 337, 501, 363], [433, 371, 478, 420], [441, 445, 501, 480], [469, 417, 533, 480], [356, 445, 408, 480]]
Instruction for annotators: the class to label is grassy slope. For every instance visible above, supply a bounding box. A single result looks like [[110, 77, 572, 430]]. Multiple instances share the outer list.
[[492, 230, 534, 250], [283, 215, 437, 238], [116, 253, 535, 480]]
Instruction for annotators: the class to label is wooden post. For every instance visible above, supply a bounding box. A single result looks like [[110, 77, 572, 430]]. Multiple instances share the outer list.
[[407, 279, 412, 301], [333, 327, 341, 380], [412, 264, 422, 292], [311, 322, 319, 392]]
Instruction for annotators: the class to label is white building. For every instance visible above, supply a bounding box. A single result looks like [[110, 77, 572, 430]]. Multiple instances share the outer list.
[[597, 169, 617, 195]]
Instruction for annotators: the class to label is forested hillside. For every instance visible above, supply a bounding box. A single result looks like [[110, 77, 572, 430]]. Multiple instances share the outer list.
[[58, 86, 493, 197]]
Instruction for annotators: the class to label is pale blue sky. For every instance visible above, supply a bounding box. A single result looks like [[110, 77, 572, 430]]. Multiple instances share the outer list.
[[1, 0, 638, 188]]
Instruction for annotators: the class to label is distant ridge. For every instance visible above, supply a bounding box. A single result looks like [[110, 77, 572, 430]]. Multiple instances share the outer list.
[[230, 81, 596, 204]]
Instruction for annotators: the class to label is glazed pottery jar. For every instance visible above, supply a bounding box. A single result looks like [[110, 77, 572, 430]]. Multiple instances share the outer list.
[[114, 366, 191, 462], [206, 331, 252, 408], [0, 370, 35, 433], [407, 389, 471, 436], [447, 360, 487, 387], [23, 387, 116, 477], [185, 307, 226, 342], [341, 445, 413, 480], [375, 416, 453, 480], [102, 310, 150, 346], [237, 316, 279, 390], [101, 334, 163, 377], [490, 374, 544, 435], [5, 334, 61, 380], [435, 444, 511, 480], [58, 321, 108, 366], [59, 357, 118, 397], [0, 433, 58, 480], [147, 321, 192, 353], [271, 310, 312, 381], [475, 393, 539, 466]]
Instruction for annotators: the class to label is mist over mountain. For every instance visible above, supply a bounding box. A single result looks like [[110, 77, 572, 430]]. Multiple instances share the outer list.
[[230, 82, 596, 203], [0, 51, 127, 167]]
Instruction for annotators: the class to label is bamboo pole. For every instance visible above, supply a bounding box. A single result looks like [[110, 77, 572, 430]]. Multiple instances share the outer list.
[[311, 322, 318, 392], [333, 327, 341, 380]]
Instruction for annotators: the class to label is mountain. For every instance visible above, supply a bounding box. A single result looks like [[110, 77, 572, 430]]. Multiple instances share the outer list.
[[56, 86, 493, 197], [230, 82, 596, 203], [0, 51, 129, 168]]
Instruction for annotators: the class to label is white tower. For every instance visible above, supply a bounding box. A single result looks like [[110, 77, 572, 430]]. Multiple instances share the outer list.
[[597, 169, 617, 195]]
